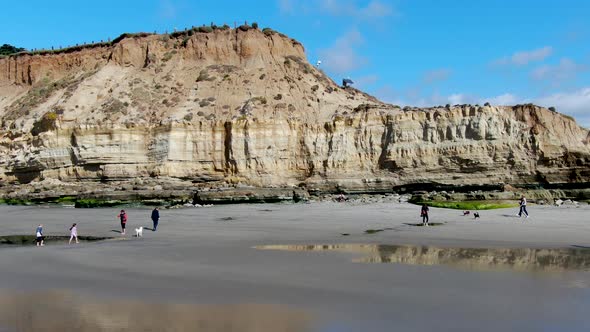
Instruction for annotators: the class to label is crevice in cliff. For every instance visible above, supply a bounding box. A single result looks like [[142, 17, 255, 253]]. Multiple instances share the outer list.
[[26, 64, 32, 85], [143, 45, 150, 68], [378, 120, 399, 171], [243, 121, 251, 169], [67, 132, 80, 166]]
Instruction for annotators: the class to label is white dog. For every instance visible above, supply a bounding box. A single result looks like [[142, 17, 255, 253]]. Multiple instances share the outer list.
[[135, 227, 143, 237]]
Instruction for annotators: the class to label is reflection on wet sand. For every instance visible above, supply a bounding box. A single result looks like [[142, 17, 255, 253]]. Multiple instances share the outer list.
[[257, 244, 590, 272], [0, 290, 311, 332]]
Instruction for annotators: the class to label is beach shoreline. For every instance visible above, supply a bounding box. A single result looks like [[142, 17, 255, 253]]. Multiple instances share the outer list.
[[1, 202, 589, 331]]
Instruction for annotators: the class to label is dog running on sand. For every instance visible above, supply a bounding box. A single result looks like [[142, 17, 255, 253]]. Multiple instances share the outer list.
[[135, 227, 143, 237]]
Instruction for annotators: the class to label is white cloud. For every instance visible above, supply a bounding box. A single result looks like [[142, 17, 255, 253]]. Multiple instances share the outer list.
[[158, 0, 178, 19], [278, 0, 294, 14], [318, 29, 367, 74], [374, 85, 400, 104], [485, 93, 519, 105], [358, 0, 394, 18], [354, 74, 379, 88], [530, 58, 587, 82], [535, 87, 590, 127], [493, 46, 553, 66], [320, 0, 352, 15], [319, 0, 395, 19], [448, 93, 468, 105], [422, 68, 452, 84]]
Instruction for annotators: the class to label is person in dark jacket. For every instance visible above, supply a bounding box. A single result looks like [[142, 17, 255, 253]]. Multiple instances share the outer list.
[[151, 207, 160, 231], [420, 204, 429, 226]]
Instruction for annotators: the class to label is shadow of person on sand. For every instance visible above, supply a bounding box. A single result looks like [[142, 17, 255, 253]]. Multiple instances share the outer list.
[[571, 245, 590, 249], [501, 214, 520, 218], [110, 230, 122, 234]]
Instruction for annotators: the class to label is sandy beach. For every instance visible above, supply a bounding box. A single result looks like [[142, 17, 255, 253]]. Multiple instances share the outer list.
[[1, 201, 589, 331]]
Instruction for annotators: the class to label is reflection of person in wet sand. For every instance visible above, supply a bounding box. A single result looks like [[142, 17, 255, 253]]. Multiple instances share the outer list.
[[420, 204, 429, 226]]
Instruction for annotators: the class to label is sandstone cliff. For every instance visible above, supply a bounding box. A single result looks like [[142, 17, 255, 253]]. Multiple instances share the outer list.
[[1, 27, 589, 202]]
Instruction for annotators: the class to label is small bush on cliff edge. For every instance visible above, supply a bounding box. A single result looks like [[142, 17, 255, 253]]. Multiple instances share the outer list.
[[31, 111, 58, 136], [0, 44, 26, 56], [238, 24, 251, 32]]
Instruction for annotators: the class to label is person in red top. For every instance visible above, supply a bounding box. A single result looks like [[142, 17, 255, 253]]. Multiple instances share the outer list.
[[118, 210, 128, 235]]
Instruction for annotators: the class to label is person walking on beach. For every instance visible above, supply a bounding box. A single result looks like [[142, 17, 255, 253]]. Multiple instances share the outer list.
[[151, 207, 160, 232], [69, 223, 79, 244], [518, 195, 529, 218], [420, 204, 429, 226], [118, 210, 128, 235], [35, 224, 44, 246]]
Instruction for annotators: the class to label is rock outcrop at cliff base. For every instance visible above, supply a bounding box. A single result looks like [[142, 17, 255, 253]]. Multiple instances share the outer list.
[[0, 27, 589, 202]]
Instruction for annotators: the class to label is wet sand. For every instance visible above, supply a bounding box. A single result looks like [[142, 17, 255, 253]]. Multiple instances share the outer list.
[[1, 202, 589, 331]]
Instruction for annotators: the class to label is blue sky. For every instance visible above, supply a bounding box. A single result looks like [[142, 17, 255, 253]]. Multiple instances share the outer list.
[[3, 0, 590, 126]]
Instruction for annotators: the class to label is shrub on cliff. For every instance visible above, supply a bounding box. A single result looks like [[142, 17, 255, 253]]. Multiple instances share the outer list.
[[31, 111, 58, 136], [197, 26, 213, 33], [111, 32, 152, 45], [250, 96, 267, 105], [238, 24, 251, 32], [262, 28, 275, 36], [181, 36, 190, 47], [0, 44, 26, 56]]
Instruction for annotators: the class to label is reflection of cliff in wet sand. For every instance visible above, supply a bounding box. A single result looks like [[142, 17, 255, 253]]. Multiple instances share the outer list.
[[256, 244, 590, 272], [0, 290, 312, 332]]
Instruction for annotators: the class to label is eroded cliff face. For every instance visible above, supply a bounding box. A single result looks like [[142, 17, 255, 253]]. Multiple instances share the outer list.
[[0, 28, 589, 198]]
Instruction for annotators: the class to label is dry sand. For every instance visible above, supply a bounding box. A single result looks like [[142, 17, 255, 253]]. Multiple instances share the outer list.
[[0, 201, 589, 331]]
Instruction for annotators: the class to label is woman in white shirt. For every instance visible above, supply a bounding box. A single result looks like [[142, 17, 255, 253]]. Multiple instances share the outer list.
[[69, 223, 79, 244], [518, 196, 529, 218]]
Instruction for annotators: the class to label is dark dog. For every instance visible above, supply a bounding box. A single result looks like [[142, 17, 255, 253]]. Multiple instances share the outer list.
[[473, 212, 480, 219], [463, 211, 470, 216]]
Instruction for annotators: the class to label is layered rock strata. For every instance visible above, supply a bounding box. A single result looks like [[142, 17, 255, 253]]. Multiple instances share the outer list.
[[1, 28, 589, 203]]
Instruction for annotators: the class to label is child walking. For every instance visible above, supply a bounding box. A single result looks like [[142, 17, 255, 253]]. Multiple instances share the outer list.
[[35, 224, 44, 247], [69, 223, 79, 244], [118, 210, 127, 235]]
